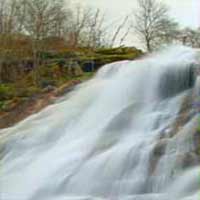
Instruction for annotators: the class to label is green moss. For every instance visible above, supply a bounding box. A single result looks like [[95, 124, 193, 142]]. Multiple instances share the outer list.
[[40, 47, 143, 67], [0, 46, 142, 114], [196, 115, 200, 155], [197, 115, 200, 133], [0, 101, 5, 110], [77, 47, 143, 69], [74, 72, 95, 81], [0, 97, 26, 112], [0, 84, 16, 100], [16, 86, 41, 97], [95, 47, 142, 55]]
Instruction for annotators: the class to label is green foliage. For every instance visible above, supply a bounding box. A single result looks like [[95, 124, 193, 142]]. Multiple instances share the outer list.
[[38, 47, 143, 68], [77, 47, 143, 68], [0, 97, 26, 112], [16, 86, 41, 97], [95, 47, 143, 55], [196, 116, 200, 155], [74, 72, 94, 81], [0, 84, 16, 100], [197, 116, 200, 133], [0, 101, 5, 110], [0, 46, 142, 114]]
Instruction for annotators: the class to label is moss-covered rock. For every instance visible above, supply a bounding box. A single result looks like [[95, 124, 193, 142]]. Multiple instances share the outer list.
[[39, 47, 143, 72], [78, 47, 143, 72]]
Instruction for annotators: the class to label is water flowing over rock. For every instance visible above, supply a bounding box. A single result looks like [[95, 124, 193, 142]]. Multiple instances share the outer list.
[[0, 45, 200, 200]]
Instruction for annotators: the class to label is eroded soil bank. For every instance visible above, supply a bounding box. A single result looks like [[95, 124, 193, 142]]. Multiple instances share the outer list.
[[0, 80, 82, 129]]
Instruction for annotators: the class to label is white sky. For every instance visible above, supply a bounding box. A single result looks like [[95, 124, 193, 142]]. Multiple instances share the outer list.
[[72, 0, 199, 48]]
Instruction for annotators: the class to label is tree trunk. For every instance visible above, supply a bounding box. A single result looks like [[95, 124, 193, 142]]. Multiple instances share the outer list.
[[146, 39, 152, 52]]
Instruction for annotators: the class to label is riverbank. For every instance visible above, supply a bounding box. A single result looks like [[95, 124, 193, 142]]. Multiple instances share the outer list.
[[0, 47, 143, 129], [0, 74, 93, 129]]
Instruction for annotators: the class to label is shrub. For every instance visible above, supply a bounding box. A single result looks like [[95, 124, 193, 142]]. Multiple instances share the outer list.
[[0, 84, 16, 100], [197, 116, 200, 133], [15, 86, 41, 97], [39, 79, 56, 88]]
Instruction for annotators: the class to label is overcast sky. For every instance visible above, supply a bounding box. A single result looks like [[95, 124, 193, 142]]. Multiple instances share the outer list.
[[73, 0, 199, 48]]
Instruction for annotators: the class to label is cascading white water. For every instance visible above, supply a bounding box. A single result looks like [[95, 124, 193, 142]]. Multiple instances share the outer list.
[[0, 46, 200, 200]]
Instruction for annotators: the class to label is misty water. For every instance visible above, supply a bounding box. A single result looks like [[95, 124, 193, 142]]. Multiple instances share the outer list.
[[0, 46, 200, 200]]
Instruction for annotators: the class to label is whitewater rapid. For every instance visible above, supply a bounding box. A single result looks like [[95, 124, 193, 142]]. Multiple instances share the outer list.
[[0, 46, 200, 200]]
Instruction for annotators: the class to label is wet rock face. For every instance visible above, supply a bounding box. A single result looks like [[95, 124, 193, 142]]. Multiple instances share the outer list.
[[148, 139, 169, 175], [152, 139, 168, 157], [193, 130, 200, 154], [176, 152, 200, 170], [159, 64, 195, 99], [149, 89, 200, 176], [158, 92, 195, 140], [0, 143, 5, 160]]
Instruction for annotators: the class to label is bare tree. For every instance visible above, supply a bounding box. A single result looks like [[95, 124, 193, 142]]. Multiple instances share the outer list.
[[0, 0, 25, 82], [0, 0, 23, 34], [151, 18, 179, 48], [110, 16, 129, 47], [176, 28, 200, 48], [67, 5, 109, 49], [86, 8, 108, 48], [86, 12, 131, 48], [193, 28, 200, 48], [22, 0, 67, 40], [13, 0, 68, 85], [119, 26, 131, 47], [67, 5, 91, 47], [133, 0, 177, 51]]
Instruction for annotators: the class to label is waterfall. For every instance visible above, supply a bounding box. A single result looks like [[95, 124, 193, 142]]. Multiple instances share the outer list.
[[0, 46, 200, 200]]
